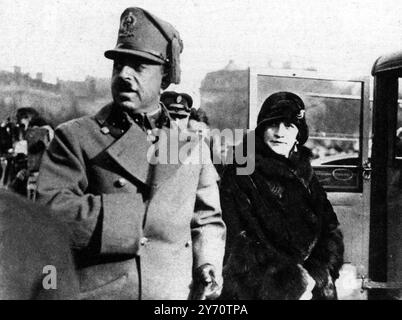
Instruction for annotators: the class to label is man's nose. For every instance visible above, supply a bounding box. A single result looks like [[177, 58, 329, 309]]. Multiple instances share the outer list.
[[119, 65, 136, 80]]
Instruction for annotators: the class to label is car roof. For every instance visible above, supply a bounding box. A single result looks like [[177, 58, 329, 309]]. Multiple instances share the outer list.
[[372, 50, 402, 76]]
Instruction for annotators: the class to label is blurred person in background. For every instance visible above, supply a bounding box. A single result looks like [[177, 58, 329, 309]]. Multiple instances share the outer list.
[[162, 91, 228, 176], [161, 91, 193, 130], [0, 189, 78, 299], [9, 108, 54, 199]]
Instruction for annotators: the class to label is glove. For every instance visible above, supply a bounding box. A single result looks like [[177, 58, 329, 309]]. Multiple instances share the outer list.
[[335, 263, 361, 299], [190, 263, 222, 300]]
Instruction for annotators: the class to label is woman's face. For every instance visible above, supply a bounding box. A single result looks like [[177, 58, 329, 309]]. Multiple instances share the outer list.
[[263, 121, 299, 157]]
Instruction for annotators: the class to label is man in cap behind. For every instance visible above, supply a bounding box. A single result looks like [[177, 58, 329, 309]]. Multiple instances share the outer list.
[[37, 7, 225, 300], [161, 91, 193, 129]]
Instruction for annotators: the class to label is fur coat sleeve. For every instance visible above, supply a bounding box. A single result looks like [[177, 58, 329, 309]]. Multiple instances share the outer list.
[[303, 174, 344, 299], [220, 166, 311, 300]]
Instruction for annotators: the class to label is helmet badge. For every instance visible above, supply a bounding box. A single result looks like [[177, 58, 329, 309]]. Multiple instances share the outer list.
[[120, 12, 136, 37]]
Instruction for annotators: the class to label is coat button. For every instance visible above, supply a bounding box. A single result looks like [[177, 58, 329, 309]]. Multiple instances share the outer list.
[[146, 130, 158, 143], [115, 178, 127, 188], [185, 240, 192, 248], [101, 127, 110, 134], [140, 237, 149, 246], [147, 134, 157, 143]]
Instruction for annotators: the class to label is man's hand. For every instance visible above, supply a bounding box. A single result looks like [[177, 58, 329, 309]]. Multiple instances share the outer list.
[[190, 264, 222, 300], [16, 169, 28, 181]]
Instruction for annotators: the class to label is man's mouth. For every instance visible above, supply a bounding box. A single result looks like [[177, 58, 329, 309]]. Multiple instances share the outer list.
[[116, 80, 138, 97], [118, 92, 138, 100]]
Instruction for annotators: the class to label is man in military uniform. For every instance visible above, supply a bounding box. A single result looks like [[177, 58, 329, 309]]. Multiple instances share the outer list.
[[161, 91, 193, 129], [36, 7, 225, 300], [161, 91, 229, 176]]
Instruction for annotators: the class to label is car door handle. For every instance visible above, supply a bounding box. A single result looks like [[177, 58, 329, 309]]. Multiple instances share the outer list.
[[362, 160, 372, 180]]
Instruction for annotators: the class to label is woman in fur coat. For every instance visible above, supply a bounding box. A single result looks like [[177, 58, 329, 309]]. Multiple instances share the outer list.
[[220, 92, 344, 300]]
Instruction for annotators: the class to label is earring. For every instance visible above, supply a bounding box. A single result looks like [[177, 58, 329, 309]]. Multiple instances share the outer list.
[[294, 141, 299, 153]]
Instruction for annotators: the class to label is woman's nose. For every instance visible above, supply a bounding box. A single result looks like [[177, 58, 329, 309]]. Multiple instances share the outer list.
[[275, 123, 286, 136]]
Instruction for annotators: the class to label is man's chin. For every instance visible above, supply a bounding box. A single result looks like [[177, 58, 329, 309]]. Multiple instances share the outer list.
[[115, 100, 141, 113]]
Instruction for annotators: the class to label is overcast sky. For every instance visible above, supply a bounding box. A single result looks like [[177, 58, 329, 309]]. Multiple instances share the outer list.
[[0, 0, 401, 100]]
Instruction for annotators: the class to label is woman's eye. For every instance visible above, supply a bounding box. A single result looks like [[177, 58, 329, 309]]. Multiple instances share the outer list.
[[283, 122, 294, 128]]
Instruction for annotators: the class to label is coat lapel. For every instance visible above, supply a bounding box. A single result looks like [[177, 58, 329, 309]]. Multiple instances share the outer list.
[[106, 122, 152, 186], [148, 126, 187, 188], [98, 105, 186, 188]]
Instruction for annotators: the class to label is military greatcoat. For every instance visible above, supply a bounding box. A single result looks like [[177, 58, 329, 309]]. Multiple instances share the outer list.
[[37, 103, 226, 300]]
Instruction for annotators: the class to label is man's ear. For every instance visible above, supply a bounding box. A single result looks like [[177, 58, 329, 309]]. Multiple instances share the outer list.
[[161, 65, 170, 90], [161, 78, 170, 90]]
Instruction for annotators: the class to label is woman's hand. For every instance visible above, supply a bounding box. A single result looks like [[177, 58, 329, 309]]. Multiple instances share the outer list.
[[298, 264, 316, 300], [335, 263, 361, 299]]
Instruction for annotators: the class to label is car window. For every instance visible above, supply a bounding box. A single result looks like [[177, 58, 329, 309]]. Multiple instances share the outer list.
[[252, 75, 362, 166]]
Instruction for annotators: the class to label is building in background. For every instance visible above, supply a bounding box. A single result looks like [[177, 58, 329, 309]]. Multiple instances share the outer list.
[[0, 67, 110, 128], [200, 60, 248, 137]]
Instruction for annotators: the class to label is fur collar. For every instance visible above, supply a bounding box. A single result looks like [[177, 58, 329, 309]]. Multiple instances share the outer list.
[[253, 132, 314, 185]]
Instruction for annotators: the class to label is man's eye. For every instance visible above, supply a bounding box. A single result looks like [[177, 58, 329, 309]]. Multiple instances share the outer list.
[[134, 64, 145, 72], [113, 61, 145, 72], [114, 62, 126, 72]]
